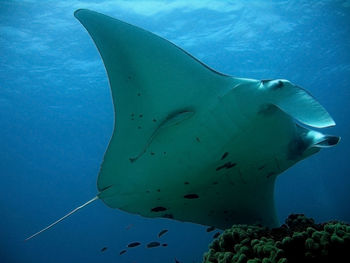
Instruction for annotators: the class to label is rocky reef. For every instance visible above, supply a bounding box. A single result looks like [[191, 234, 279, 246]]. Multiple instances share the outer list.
[[203, 214, 350, 263]]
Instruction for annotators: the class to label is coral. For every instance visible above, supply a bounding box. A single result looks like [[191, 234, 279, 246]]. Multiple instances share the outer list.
[[203, 214, 350, 263]]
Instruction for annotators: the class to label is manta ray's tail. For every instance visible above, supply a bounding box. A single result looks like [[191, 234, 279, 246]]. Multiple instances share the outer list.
[[25, 196, 99, 241]]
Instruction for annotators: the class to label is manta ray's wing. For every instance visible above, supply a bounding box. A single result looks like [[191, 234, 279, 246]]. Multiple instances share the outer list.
[[74, 9, 238, 189]]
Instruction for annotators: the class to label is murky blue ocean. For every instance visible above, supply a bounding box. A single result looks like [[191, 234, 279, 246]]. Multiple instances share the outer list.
[[1, 1, 349, 262]]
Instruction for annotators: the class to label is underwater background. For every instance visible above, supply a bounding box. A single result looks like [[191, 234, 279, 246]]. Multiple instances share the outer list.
[[1, 0, 350, 262]]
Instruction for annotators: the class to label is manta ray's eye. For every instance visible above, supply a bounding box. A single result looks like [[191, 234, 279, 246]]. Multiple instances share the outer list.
[[267, 79, 284, 90], [276, 80, 284, 88]]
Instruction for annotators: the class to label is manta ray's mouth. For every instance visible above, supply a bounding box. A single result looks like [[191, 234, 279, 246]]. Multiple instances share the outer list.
[[316, 135, 341, 147], [288, 127, 340, 160]]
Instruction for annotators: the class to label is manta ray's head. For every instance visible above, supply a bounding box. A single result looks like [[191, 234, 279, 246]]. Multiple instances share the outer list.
[[257, 79, 340, 160], [230, 79, 340, 161]]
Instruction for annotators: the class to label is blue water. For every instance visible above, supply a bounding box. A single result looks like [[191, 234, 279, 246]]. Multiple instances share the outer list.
[[1, 1, 349, 262]]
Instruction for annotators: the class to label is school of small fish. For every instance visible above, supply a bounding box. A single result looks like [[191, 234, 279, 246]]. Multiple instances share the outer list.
[[100, 226, 222, 262]]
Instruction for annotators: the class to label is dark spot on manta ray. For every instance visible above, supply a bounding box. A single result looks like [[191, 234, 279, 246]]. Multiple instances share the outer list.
[[146, 190, 150, 193], [266, 172, 275, 178], [153, 118, 157, 122], [224, 162, 236, 169], [150, 152, 155, 155], [127, 242, 141, 248], [100, 247, 107, 252], [212, 181, 218, 185], [213, 232, 220, 239], [221, 152, 229, 160], [139, 114, 143, 118], [157, 189, 161, 192], [259, 104, 277, 115], [184, 194, 199, 199], [216, 162, 237, 171], [151, 206, 167, 212], [163, 151, 166, 155], [206, 226, 215, 232], [162, 213, 173, 219], [137, 93, 141, 96], [184, 181, 189, 185], [146, 241, 160, 248], [215, 165, 225, 171], [196, 137, 200, 142], [138, 126, 142, 129], [119, 249, 127, 255], [223, 210, 228, 214], [157, 197, 161, 200], [258, 165, 265, 170]]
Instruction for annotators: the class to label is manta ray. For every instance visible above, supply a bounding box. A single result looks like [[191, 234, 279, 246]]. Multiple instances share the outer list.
[[26, 9, 339, 240]]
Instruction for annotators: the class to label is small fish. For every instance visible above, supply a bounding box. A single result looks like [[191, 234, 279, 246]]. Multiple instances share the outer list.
[[213, 232, 220, 239], [221, 152, 229, 160], [151, 206, 167, 212], [100, 247, 108, 252], [125, 224, 133, 230], [119, 249, 127, 255], [127, 242, 141, 248], [146, 241, 160, 248], [206, 226, 215, 232], [184, 193, 199, 199], [161, 243, 168, 247], [158, 229, 168, 238]]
